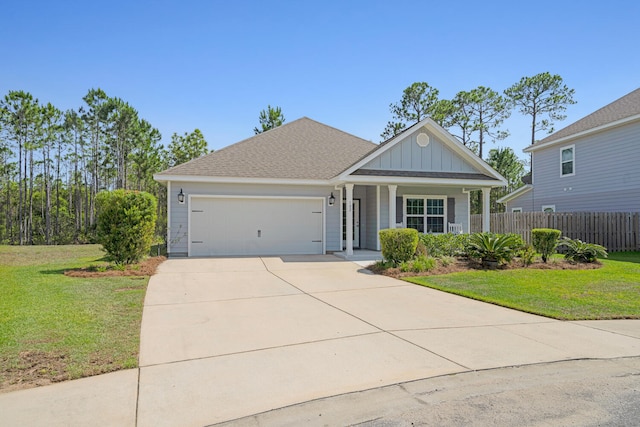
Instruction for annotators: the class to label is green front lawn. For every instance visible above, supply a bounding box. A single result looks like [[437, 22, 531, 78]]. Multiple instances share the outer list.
[[405, 252, 640, 320], [0, 245, 149, 391]]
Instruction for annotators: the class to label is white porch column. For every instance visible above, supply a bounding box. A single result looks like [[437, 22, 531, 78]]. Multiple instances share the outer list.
[[388, 184, 397, 229], [345, 184, 354, 256], [376, 185, 381, 250], [482, 187, 491, 232]]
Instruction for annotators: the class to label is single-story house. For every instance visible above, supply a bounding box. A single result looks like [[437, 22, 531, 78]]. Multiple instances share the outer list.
[[154, 117, 506, 257], [499, 87, 640, 213]]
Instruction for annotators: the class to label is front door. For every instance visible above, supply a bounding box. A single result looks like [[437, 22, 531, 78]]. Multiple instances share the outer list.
[[342, 199, 360, 249]]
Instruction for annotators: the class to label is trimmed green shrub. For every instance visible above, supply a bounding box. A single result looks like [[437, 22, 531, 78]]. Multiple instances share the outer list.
[[467, 232, 521, 265], [96, 190, 158, 265], [559, 237, 608, 263], [531, 228, 561, 263], [379, 228, 419, 265], [419, 233, 470, 258]]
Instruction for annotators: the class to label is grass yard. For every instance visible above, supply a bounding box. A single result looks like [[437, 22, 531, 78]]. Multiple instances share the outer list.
[[0, 244, 151, 392], [405, 252, 640, 320]]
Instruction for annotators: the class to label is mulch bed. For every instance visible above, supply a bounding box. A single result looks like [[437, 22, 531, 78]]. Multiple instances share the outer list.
[[368, 257, 602, 279], [64, 256, 166, 277]]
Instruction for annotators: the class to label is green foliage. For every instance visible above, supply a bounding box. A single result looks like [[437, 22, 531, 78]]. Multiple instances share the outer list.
[[379, 228, 419, 265], [399, 255, 436, 273], [254, 105, 285, 134], [486, 147, 526, 213], [467, 232, 521, 265], [559, 237, 608, 263], [450, 86, 511, 158], [531, 228, 561, 263], [504, 72, 577, 145], [439, 255, 456, 267], [96, 190, 157, 265], [168, 128, 209, 167], [419, 233, 470, 257], [381, 82, 442, 140], [517, 244, 537, 267]]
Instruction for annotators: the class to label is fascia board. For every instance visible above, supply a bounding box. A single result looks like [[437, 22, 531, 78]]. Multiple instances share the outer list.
[[153, 174, 331, 186], [497, 184, 533, 203], [333, 175, 506, 188], [524, 114, 640, 153], [337, 118, 507, 184]]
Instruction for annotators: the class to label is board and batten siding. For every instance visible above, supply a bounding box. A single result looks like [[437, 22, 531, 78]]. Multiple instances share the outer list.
[[362, 129, 477, 173], [167, 182, 339, 256], [529, 121, 640, 212]]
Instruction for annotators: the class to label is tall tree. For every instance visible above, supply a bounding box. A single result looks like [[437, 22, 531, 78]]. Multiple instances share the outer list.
[[451, 86, 511, 159], [253, 105, 285, 134], [486, 147, 526, 212], [167, 129, 209, 167], [0, 91, 40, 244], [504, 72, 576, 146], [381, 82, 441, 140]]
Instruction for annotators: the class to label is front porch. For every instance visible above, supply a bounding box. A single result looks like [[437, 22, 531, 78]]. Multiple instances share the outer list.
[[335, 183, 492, 256]]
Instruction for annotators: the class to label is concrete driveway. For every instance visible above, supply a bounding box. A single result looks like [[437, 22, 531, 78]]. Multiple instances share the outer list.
[[2, 255, 640, 426]]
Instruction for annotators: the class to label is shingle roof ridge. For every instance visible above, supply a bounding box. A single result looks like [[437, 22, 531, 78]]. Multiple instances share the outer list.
[[300, 116, 376, 146], [157, 117, 314, 175], [536, 87, 640, 145]]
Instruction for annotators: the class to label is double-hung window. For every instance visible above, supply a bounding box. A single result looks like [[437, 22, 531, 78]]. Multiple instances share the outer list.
[[561, 145, 575, 176], [404, 196, 446, 233]]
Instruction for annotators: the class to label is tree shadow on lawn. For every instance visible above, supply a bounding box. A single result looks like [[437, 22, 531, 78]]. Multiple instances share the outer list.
[[607, 251, 640, 264]]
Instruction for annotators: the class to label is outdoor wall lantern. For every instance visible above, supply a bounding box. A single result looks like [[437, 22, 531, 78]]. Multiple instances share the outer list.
[[177, 188, 185, 204], [328, 192, 335, 207]]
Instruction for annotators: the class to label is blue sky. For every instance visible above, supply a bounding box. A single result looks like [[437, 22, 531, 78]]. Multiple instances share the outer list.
[[3, 0, 639, 160]]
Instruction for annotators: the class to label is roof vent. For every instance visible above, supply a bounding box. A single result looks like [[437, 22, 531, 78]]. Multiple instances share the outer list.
[[416, 132, 430, 147]]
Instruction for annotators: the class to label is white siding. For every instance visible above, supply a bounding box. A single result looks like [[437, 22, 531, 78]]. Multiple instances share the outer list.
[[530, 121, 640, 212]]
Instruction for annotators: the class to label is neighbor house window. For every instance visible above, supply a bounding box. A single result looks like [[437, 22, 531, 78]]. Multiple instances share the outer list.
[[561, 145, 574, 176], [404, 196, 446, 233], [511, 207, 523, 213], [542, 205, 556, 213]]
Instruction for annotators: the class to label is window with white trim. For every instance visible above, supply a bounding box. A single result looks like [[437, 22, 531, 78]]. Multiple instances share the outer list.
[[561, 145, 574, 176], [542, 205, 556, 213], [511, 207, 523, 213], [404, 196, 446, 233]]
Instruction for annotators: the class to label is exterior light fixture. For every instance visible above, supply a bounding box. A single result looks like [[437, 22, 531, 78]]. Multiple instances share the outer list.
[[177, 188, 185, 204], [328, 192, 335, 207]]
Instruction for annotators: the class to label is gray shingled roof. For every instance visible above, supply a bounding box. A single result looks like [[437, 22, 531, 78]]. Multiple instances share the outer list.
[[535, 88, 640, 145], [156, 117, 377, 180]]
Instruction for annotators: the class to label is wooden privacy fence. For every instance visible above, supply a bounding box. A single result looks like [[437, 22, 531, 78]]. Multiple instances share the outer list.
[[470, 212, 640, 252]]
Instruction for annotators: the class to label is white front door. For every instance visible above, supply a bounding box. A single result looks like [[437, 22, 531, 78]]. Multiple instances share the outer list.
[[342, 199, 360, 249]]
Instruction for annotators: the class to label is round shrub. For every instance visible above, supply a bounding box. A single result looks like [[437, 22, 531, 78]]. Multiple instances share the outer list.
[[96, 190, 158, 265], [531, 228, 561, 263], [379, 228, 419, 265]]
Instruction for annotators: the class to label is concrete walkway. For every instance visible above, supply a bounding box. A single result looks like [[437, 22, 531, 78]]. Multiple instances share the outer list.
[[1, 255, 639, 426]]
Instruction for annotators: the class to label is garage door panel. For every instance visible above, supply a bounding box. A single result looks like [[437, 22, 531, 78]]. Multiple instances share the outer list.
[[190, 198, 323, 256]]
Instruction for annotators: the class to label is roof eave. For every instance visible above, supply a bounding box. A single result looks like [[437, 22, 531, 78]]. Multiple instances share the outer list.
[[497, 184, 533, 203], [153, 174, 332, 186], [332, 175, 506, 188], [524, 113, 640, 153]]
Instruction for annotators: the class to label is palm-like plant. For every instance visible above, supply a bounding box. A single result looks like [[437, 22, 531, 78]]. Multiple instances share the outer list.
[[559, 237, 607, 263], [467, 232, 520, 266]]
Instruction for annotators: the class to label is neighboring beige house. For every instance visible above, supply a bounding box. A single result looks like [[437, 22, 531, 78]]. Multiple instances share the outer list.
[[500, 88, 640, 213], [154, 117, 506, 257]]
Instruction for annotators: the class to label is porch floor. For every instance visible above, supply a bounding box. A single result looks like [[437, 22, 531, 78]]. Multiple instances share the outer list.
[[332, 249, 383, 263]]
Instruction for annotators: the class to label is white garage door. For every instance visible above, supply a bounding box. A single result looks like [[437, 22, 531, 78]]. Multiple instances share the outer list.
[[189, 197, 324, 256]]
